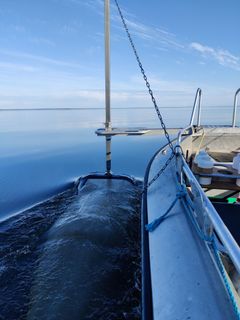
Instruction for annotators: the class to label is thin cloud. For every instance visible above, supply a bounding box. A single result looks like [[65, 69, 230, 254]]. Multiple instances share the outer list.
[[112, 12, 184, 51], [30, 37, 56, 47], [0, 62, 38, 73], [61, 24, 78, 33], [64, 0, 183, 51], [67, 0, 103, 11], [190, 42, 240, 71], [0, 50, 83, 69], [60, 0, 239, 71]]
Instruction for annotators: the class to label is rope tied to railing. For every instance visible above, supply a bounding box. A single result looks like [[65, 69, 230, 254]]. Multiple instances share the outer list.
[[179, 181, 240, 319], [145, 186, 187, 232], [147, 177, 240, 318], [212, 240, 240, 320]]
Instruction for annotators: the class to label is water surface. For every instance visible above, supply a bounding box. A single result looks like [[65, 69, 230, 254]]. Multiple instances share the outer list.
[[0, 105, 236, 319], [0, 179, 142, 320], [0, 106, 234, 219]]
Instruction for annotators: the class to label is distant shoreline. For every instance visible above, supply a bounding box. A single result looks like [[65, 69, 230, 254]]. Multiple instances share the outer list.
[[0, 106, 230, 111]]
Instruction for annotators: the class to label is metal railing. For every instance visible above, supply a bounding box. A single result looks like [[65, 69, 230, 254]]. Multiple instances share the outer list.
[[176, 125, 240, 275], [232, 88, 240, 127], [181, 157, 240, 274], [189, 88, 240, 128], [189, 88, 202, 126], [177, 125, 194, 146]]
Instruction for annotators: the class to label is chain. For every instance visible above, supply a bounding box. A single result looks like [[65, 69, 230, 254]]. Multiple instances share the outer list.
[[114, 0, 176, 190], [114, 0, 174, 153], [143, 152, 175, 192]]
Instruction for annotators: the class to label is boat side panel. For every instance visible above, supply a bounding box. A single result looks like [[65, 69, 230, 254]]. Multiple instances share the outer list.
[[142, 144, 172, 320], [146, 146, 237, 319]]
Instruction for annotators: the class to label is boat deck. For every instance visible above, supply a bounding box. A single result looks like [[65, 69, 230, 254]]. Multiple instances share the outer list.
[[96, 125, 240, 136]]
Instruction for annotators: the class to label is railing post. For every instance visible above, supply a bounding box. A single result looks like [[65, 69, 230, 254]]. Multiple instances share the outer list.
[[197, 89, 202, 126], [232, 88, 240, 128], [190, 88, 202, 126]]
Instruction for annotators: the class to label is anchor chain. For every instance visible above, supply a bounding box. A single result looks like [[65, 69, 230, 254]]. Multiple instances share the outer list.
[[145, 152, 176, 190], [114, 0, 176, 189]]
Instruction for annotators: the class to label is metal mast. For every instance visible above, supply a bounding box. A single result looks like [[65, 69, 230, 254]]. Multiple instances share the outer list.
[[105, 0, 112, 174]]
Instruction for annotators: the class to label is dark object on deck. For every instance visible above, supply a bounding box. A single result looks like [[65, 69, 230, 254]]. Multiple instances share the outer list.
[[213, 202, 240, 246]]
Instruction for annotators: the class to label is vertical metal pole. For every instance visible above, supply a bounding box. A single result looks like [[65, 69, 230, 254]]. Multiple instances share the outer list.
[[105, 0, 112, 174], [189, 88, 202, 126], [232, 88, 240, 128], [105, 0, 111, 131], [197, 89, 202, 126], [106, 135, 112, 174]]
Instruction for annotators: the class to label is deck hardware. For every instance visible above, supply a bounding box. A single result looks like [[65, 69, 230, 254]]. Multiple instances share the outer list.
[[232, 88, 240, 127]]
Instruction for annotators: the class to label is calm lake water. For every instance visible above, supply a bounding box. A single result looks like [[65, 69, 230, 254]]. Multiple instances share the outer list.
[[0, 105, 237, 320], [0, 105, 235, 219]]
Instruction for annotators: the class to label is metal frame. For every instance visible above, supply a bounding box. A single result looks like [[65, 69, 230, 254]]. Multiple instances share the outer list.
[[232, 88, 240, 127], [189, 88, 202, 126], [78, 172, 137, 189], [190, 88, 240, 128], [105, 0, 111, 131], [104, 0, 112, 174]]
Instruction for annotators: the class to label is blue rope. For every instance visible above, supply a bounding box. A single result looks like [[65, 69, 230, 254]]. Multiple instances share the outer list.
[[145, 187, 187, 232], [145, 163, 240, 317], [212, 240, 240, 320], [180, 193, 213, 243], [180, 184, 240, 319]]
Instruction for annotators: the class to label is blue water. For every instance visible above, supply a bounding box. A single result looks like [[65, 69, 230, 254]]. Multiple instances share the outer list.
[[0, 107, 160, 320], [0, 105, 236, 319], [0, 106, 234, 219], [0, 179, 142, 320], [0, 108, 166, 219]]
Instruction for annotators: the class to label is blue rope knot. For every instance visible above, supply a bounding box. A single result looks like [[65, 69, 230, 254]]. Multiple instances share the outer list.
[[176, 189, 187, 198], [146, 187, 187, 232]]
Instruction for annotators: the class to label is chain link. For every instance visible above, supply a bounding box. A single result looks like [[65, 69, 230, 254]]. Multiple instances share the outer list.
[[144, 152, 175, 191], [114, 0, 176, 190], [114, 0, 174, 153]]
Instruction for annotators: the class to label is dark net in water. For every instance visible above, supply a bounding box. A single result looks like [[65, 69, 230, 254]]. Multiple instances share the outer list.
[[0, 179, 141, 320]]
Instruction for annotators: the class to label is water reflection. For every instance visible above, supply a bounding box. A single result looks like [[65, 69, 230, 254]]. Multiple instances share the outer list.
[[0, 106, 235, 219]]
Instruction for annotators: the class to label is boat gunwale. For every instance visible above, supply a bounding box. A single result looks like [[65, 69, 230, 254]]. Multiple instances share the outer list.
[[176, 125, 240, 275], [141, 142, 175, 320]]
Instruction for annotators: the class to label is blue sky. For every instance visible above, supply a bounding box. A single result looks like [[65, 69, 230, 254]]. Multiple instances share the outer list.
[[0, 0, 239, 109]]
